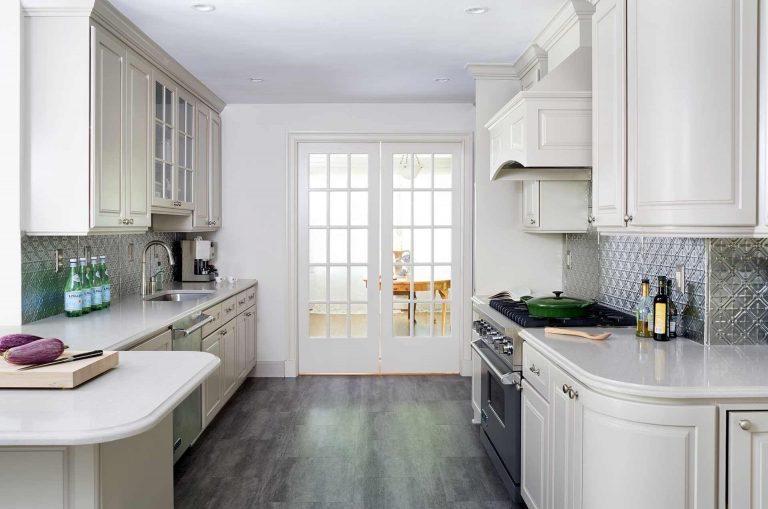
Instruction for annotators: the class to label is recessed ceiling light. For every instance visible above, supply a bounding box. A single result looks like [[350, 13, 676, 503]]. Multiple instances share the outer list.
[[249, 78, 264, 83], [434, 78, 451, 83], [192, 3, 216, 12], [465, 6, 489, 14]]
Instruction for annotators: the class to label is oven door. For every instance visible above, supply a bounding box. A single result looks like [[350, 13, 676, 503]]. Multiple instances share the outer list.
[[472, 340, 522, 486]]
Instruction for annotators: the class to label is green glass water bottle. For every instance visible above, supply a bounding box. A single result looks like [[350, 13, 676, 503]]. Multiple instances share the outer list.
[[90, 255, 103, 310], [79, 257, 92, 314], [99, 255, 112, 308], [64, 258, 83, 317]]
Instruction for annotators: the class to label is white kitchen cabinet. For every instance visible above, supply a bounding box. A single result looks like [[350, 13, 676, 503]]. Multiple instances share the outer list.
[[727, 410, 768, 509], [23, 5, 224, 236], [130, 329, 172, 352], [244, 307, 257, 371], [91, 26, 152, 232], [521, 379, 549, 509], [221, 319, 237, 401], [549, 364, 582, 509], [235, 313, 248, 380], [522, 180, 589, 233], [151, 105, 223, 232], [202, 333, 222, 427], [626, 0, 758, 228], [591, 0, 626, 228]]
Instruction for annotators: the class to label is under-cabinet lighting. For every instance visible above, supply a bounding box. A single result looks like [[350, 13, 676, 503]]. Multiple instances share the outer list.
[[192, 4, 216, 12], [465, 7, 489, 14]]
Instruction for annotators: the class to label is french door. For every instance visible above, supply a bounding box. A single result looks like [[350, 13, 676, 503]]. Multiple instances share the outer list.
[[298, 141, 462, 374]]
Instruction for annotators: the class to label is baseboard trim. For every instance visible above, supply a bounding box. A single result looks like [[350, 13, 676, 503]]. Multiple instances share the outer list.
[[284, 359, 298, 378], [248, 361, 285, 378]]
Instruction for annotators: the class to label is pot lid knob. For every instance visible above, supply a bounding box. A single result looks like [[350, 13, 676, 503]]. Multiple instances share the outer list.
[[553, 291, 563, 299]]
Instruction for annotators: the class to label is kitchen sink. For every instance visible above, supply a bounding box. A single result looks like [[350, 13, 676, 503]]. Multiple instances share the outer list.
[[143, 290, 215, 302]]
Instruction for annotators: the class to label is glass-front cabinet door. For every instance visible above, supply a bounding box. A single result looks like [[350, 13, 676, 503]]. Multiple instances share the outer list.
[[152, 72, 194, 211]]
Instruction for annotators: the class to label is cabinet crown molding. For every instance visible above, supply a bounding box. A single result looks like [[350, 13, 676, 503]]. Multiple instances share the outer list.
[[533, 0, 595, 54], [21, 0, 225, 113], [512, 44, 548, 78], [465, 63, 519, 80]]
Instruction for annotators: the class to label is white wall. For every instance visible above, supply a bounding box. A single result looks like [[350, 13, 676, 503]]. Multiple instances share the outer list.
[[472, 78, 564, 297], [211, 103, 475, 374], [0, 1, 23, 326]]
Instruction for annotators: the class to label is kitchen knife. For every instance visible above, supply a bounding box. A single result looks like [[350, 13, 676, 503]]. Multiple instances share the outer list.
[[16, 350, 104, 371]]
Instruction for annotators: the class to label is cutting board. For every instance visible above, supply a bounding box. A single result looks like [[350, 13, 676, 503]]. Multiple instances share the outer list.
[[0, 351, 119, 389]]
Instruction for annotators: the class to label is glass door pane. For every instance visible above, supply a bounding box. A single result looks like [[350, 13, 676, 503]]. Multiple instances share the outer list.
[[298, 143, 380, 374], [176, 93, 194, 205], [153, 79, 175, 206], [380, 143, 462, 373]]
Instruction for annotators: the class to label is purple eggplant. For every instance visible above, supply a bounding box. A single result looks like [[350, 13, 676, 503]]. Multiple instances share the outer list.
[[3, 338, 66, 365], [0, 334, 42, 353]]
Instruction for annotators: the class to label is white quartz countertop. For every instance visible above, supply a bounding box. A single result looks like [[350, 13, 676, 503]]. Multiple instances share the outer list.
[[0, 280, 257, 351], [521, 327, 768, 399], [0, 351, 218, 445]]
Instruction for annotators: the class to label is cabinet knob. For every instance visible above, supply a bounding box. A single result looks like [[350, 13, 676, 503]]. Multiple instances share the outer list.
[[530, 218, 536, 225], [568, 388, 578, 400], [129, 218, 134, 225], [623, 214, 634, 225], [587, 215, 595, 224], [739, 419, 752, 431], [562, 384, 571, 394], [529, 364, 540, 376]]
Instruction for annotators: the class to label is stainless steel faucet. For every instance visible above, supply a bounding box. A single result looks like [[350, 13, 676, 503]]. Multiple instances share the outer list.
[[142, 240, 175, 296]]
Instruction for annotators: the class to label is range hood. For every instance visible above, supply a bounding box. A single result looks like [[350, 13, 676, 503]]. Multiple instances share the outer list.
[[485, 46, 593, 182]]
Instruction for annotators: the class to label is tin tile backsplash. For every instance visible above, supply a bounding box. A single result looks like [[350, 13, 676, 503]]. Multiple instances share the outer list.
[[21, 232, 180, 323], [564, 231, 768, 345]]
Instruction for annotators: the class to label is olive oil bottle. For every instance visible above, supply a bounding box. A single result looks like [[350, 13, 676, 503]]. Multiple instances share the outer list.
[[653, 276, 670, 341], [634, 279, 652, 337]]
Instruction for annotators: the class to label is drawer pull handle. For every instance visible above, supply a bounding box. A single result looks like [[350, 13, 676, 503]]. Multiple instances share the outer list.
[[239, 299, 246, 305], [740, 419, 752, 431], [220, 329, 228, 336], [245, 312, 252, 317], [249, 294, 255, 300], [529, 364, 540, 376]]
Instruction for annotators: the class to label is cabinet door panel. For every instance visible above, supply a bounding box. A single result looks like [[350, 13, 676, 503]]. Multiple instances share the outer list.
[[245, 309, 257, 371], [235, 313, 248, 380], [91, 26, 125, 229], [222, 321, 237, 400], [522, 181, 540, 230], [626, 0, 757, 227], [521, 380, 548, 509], [193, 103, 211, 228], [592, 0, 626, 227], [125, 50, 152, 227], [580, 391, 716, 509], [130, 329, 172, 351], [549, 366, 581, 509], [209, 113, 222, 227], [202, 335, 222, 427], [728, 411, 768, 509]]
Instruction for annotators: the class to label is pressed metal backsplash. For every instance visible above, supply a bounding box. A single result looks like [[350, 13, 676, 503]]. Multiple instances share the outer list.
[[564, 231, 768, 345], [21, 232, 181, 323]]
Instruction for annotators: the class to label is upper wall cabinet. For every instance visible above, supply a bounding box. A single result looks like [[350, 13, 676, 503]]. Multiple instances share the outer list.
[[21, 0, 225, 236], [592, 0, 759, 233], [153, 106, 222, 232]]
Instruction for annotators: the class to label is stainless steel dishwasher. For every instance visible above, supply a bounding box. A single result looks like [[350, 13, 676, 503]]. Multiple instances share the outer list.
[[171, 312, 215, 463]]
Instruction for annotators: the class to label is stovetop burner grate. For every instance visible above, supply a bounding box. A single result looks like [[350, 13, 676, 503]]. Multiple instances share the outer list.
[[488, 298, 635, 328]]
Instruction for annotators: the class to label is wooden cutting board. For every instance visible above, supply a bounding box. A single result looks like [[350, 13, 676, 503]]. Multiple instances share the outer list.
[[0, 351, 119, 389]]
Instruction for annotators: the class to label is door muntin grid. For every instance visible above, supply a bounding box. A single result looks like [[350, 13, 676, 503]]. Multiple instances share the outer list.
[[176, 95, 195, 204], [389, 153, 455, 338], [153, 81, 174, 201], [307, 153, 371, 339]]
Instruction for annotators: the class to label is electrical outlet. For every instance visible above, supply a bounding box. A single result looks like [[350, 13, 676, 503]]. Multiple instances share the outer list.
[[566, 250, 572, 270], [53, 249, 63, 272], [675, 265, 685, 291], [128, 242, 134, 262]]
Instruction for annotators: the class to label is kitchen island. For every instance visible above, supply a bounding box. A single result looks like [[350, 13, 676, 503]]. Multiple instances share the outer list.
[[0, 351, 218, 509], [518, 327, 768, 509]]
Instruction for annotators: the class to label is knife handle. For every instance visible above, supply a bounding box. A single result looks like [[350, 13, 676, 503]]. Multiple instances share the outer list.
[[72, 350, 103, 360]]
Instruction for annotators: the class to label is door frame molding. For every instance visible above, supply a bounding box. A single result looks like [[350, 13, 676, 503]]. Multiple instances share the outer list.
[[286, 131, 474, 377]]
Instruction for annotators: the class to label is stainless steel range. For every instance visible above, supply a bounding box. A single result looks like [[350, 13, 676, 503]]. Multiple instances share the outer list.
[[470, 294, 635, 503]]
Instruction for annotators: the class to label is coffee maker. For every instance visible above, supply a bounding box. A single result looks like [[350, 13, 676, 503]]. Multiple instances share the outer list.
[[181, 239, 217, 282]]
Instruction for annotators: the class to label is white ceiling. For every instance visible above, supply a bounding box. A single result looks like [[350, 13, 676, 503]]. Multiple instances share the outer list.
[[110, 0, 562, 104]]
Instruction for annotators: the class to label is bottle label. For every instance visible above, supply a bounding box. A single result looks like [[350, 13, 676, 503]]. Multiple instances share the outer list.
[[65, 291, 83, 312], [72, 274, 81, 284], [93, 285, 103, 306], [103, 284, 112, 303], [654, 303, 667, 334], [670, 318, 677, 334], [83, 288, 93, 308]]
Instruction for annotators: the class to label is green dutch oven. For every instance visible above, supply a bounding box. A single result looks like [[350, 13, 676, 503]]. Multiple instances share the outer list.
[[525, 291, 595, 319]]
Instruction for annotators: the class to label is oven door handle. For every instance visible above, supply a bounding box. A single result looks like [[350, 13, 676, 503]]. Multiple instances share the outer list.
[[471, 340, 522, 388]]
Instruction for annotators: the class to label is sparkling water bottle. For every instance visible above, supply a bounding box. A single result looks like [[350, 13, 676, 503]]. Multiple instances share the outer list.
[[64, 258, 83, 317]]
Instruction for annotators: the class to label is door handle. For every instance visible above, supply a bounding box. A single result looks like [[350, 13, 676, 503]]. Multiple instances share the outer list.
[[175, 314, 215, 336]]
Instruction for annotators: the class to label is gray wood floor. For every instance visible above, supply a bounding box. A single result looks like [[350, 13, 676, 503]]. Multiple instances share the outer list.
[[175, 375, 525, 509]]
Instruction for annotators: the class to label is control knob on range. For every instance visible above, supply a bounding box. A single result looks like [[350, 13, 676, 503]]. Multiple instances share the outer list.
[[502, 343, 514, 355]]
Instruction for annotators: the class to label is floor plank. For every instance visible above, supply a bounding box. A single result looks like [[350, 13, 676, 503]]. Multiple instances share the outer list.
[[174, 376, 526, 509]]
